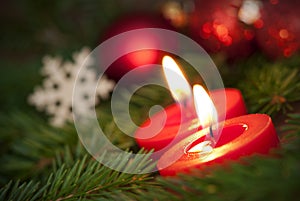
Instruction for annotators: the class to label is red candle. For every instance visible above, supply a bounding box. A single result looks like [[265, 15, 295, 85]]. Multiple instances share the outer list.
[[157, 114, 280, 176], [134, 88, 247, 151], [135, 56, 247, 151]]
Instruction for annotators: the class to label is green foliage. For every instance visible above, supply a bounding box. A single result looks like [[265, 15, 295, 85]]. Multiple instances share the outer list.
[[281, 113, 300, 135], [281, 113, 300, 151], [0, 149, 156, 201], [0, 111, 79, 184], [239, 62, 300, 116], [0, 104, 139, 185]]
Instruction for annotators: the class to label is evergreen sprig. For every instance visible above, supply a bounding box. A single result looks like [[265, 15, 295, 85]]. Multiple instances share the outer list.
[[280, 113, 300, 152], [0, 104, 133, 185], [281, 113, 300, 135], [0, 149, 156, 201], [239, 63, 300, 116]]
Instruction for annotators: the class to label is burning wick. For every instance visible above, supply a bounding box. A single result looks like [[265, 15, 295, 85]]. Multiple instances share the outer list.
[[162, 56, 219, 152], [193, 84, 219, 148], [209, 125, 214, 138]]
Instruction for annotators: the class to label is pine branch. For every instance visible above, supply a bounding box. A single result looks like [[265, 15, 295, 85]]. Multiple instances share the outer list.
[[0, 105, 136, 184], [281, 113, 300, 135], [239, 63, 300, 116], [0, 180, 41, 201], [280, 113, 300, 153], [0, 149, 156, 201]]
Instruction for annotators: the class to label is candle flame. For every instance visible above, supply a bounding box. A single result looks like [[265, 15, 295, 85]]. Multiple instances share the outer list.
[[193, 84, 218, 144], [162, 56, 192, 103], [162, 55, 219, 149]]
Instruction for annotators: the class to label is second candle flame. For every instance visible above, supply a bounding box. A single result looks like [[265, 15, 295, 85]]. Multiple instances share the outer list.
[[193, 84, 218, 132], [193, 84, 219, 148]]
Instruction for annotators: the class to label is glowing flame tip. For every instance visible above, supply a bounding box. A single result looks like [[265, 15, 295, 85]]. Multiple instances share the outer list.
[[162, 56, 192, 103]]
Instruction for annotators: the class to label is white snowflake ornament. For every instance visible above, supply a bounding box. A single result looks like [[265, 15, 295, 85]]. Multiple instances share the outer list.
[[28, 47, 115, 127]]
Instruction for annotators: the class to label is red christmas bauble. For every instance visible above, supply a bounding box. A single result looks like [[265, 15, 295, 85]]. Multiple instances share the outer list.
[[255, 0, 300, 59], [99, 14, 174, 81], [189, 0, 255, 60]]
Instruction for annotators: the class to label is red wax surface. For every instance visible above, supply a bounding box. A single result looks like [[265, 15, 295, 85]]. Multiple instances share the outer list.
[[157, 114, 280, 176], [135, 88, 247, 151]]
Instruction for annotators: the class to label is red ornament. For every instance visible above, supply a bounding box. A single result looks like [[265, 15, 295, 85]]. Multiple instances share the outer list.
[[99, 14, 173, 81], [255, 0, 300, 59], [189, 0, 254, 59]]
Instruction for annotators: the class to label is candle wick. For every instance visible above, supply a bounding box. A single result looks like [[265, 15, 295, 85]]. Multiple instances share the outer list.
[[209, 125, 214, 138], [208, 125, 217, 147]]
